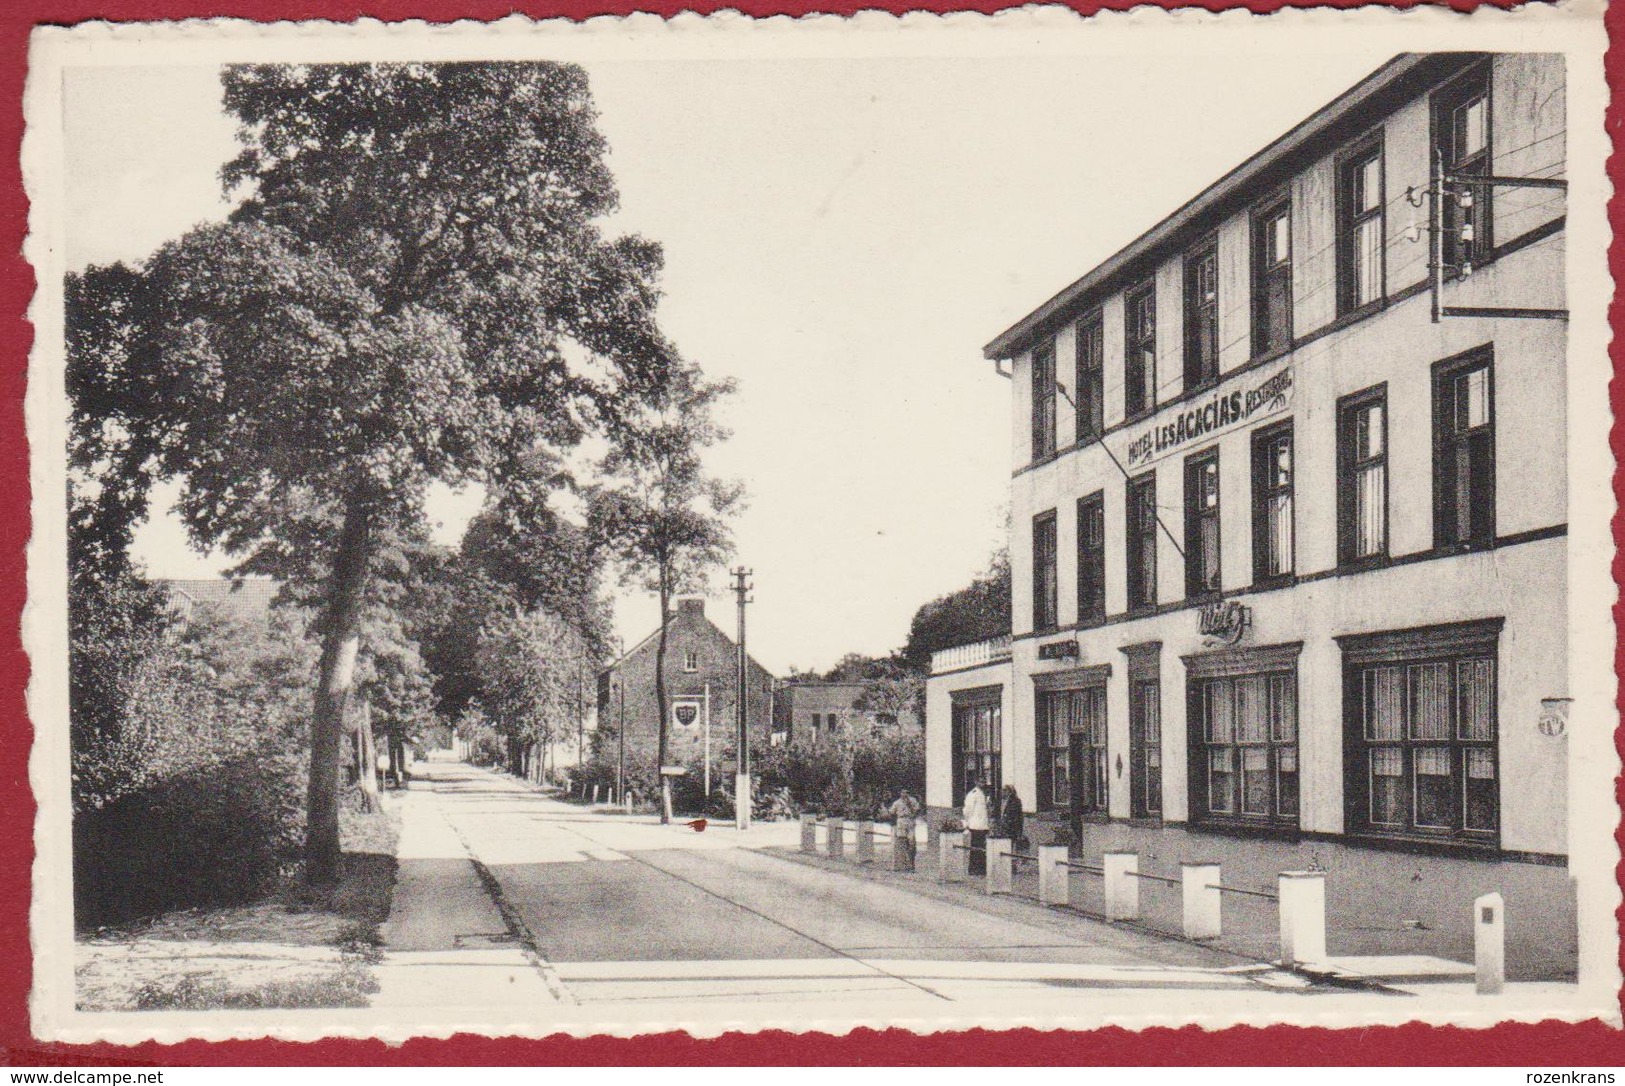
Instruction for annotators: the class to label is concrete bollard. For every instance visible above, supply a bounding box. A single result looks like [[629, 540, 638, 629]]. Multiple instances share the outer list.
[[1103, 851, 1140, 921], [1475, 892, 1505, 995], [592, 784, 600, 804], [1182, 862, 1222, 941], [1037, 844, 1069, 906], [826, 818, 846, 861], [1278, 871, 1328, 966], [986, 837, 1013, 895], [939, 831, 968, 882], [799, 814, 818, 853], [856, 821, 876, 864]]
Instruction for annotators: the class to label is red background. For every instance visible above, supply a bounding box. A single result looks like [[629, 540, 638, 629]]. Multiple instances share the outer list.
[[0, 0, 1619, 1065]]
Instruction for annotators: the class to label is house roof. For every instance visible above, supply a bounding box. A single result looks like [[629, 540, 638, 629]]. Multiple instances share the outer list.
[[601, 606, 776, 682], [161, 578, 281, 623], [983, 52, 1480, 361]]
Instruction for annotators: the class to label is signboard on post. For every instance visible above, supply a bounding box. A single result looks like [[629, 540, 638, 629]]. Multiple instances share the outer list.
[[672, 700, 701, 728]]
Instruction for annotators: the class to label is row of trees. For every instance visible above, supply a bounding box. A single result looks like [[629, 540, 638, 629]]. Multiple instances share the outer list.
[[68, 62, 741, 894]]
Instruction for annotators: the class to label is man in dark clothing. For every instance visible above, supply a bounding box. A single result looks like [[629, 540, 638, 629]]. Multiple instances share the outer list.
[[997, 785, 1025, 851]]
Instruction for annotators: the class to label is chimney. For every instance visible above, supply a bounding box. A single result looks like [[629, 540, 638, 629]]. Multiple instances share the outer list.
[[676, 598, 705, 618]]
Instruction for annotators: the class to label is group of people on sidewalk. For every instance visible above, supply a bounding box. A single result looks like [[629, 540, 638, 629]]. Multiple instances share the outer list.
[[874, 778, 1025, 876], [962, 779, 1023, 876]]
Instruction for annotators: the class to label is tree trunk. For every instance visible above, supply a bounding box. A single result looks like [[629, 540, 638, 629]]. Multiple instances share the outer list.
[[356, 699, 381, 814], [306, 498, 373, 886], [655, 564, 672, 824]]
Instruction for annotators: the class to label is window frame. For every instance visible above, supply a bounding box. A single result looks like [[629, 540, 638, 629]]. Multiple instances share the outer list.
[[1125, 472, 1159, 614], [1337, 384, 1390, 567], [1340, 621, 1501, 848], [1251, 196, 1294, 359], [1031, 340, 1058, 462], [1432, 347, 1496, 550], [1124, 281, 1158, 420], [1076, 491, 1107, 628], [951, 689, 1004, 803], [1184, 448, 1222, 599], [1037, 684, 1108, 818], [1336, 135, 1387, 316], [1032, 509, 1059, 633], [1184, 238, 1220, 392], [1074, 311, 1105, 445], [1432, 63, 1494, 274], [1185, 652, 1301, 832], [682, 648, 699, 673], [1251, 421, 1295, 584], [1127, 644, 1163, 821]]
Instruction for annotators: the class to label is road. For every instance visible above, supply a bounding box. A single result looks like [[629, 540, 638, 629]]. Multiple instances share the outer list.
[[375, 760, 1316, 1012]]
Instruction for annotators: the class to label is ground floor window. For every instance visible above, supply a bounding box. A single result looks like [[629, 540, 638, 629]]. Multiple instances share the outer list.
[[1184, 644, 1301, 830], [1130, 678, 1163, 818], [1037, 686, 1106, 816], [951, 690, 1002, 801]]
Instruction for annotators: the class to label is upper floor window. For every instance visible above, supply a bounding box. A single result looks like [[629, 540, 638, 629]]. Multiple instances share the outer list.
[[1184, 241, 1220, 390], [1252, 422, 1295, 582], [1434, 349, 1495, 548], [1338, 140, 1385, 313], [1184, 450, 1221, 597], [1076, 492, 1106, 627], [1032, 510, 1058, 632], [1435, 67, 1492, 273], [1124, 282, 1157, 418], [682, 649, 699, 672], [1075, 313, 1105, 444], [1126, 473, 1158, 612], [1031, 341, 1057, 460], [1338, 386, 1388, 565], [1252, 198, 1293, 357]]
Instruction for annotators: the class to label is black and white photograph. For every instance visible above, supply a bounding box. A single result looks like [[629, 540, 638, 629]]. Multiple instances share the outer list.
[[23, 5, 1618, 1042]]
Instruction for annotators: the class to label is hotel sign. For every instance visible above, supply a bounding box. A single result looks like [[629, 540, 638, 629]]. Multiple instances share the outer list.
[[1124, 366, 1293, 469], [1037, 639, 1080, 661], [1199, 601, 1252, 646]]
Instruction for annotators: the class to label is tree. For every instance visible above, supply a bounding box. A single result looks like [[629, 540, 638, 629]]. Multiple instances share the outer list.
[[473, 606, 592, 780], [68, 62, 686, 883], [589, 365, 742, 823], [900, 546, 1011, 672]]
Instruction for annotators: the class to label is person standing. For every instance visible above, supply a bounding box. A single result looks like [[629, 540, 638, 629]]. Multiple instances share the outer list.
[[998, 784, 1025, 852], [888, 788, 921, 868], [963, 778, 990, 876]]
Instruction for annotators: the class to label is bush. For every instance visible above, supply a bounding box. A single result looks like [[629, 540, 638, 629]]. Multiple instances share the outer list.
[[74, 750, 307, 928]]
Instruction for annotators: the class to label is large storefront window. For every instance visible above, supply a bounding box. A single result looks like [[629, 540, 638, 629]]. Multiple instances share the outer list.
[[1185, 644, 1301, 830], [951, 690, 1002, 801], [1339, 620, 1501, 845]]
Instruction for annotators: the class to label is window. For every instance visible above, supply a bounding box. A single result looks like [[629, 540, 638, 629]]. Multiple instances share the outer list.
[[1032, 341, 1057, 460], [1184, 451, 1221, 597], [1184, 241, 1220, 390], [1124, 282, 1157, 418], [1076, 492, 1106, 627], [682, 649, 699, 672], [1341, 621, 1500, 844], [1032, 510, 1058, 632], [1126, 474, 1158, 612], [1127, 647, 1163, 820], [1075, 313, 1105, 444], [1038, 686, 1106, 816], [1435, 66, 1492, 274], [1189, 662, 1298, 827], [1252, 423, 1294, 581], [951, 692, 1002, 801], [1338, 387, 1388, 564], [1252, 198, 1293, 357], [1338, 141, 1385, 313], [1434, 350, 1495, 548]]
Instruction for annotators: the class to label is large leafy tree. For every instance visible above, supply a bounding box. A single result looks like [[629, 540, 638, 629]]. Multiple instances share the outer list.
[[589, 365, 742, 823], [900, 547, 1011, 672], [70, 62, 683, 882]]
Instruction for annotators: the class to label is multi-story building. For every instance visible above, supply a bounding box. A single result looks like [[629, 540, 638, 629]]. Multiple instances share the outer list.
[[773, 680, 923, 748], [926, 53, 1574, 975], [596, 598, 777, 777]]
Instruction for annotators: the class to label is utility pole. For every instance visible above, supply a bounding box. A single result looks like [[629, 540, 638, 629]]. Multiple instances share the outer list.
[[731, 566, 753, 830], [616, 676, 626, 807]]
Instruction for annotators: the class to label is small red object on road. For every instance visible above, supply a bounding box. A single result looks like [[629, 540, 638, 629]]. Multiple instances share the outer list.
[[685, 818, 707, 832]]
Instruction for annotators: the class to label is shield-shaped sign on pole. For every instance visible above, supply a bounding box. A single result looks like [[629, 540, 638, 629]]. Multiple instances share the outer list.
[[674, 702, 700, 728]]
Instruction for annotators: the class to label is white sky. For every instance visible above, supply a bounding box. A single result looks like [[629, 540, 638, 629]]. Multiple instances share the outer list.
[[64, 49, 1390, 674]]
